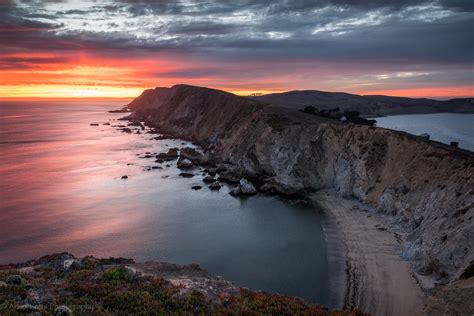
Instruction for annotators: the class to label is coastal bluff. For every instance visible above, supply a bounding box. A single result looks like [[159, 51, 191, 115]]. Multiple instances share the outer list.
[[127, 84, 473, 312]]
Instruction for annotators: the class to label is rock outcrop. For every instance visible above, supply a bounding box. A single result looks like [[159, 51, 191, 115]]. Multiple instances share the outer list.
[[231, 178, 257, 196], [177, 157, 193, 169], [179, 147, 203, 163], [156, 148, 179, 161], [208, 182, 222, 191], [127, 84, 473, 289]]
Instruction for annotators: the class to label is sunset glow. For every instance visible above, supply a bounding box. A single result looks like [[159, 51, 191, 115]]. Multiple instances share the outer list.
[[1, 0, 472, 99], [1, 1, 473, 313]]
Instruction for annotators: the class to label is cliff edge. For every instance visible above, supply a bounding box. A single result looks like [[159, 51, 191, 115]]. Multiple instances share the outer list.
[[127, 84, 474, 312]]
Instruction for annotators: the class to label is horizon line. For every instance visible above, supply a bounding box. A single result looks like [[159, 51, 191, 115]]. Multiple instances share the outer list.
[[0, 86, 473, 102]]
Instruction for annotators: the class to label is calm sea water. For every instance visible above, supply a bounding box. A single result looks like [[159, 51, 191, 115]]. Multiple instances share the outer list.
[[0, 101, 334, 306], [375, 113, 474, 151]]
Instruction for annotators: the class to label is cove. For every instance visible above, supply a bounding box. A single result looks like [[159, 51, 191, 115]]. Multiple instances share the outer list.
[[0, 101, 335, 306]]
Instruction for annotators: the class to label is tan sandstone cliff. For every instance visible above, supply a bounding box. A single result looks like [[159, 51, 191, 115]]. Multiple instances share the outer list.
[[127, 84, 474, 302]]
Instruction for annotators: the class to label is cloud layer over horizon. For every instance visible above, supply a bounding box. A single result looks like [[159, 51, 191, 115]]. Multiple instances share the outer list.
[[1, 0, 473, 98]]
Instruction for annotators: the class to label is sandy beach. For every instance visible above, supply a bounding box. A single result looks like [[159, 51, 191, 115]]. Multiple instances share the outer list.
[[313, 190, 426, 316]]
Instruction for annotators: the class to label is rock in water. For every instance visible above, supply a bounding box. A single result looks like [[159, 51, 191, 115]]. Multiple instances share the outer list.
[[180, 147, 203, 163], [108, 107, 129, 113], [217, 171, 240, 184], [120, 127, 132, 133], [177, 157, 193, 169], [240, 179, 257, 195], [230, 186, 240, 196], [208, 182, 222, 191], [156, 148, 179, 161], [121, 175, 128, 180], [203, 175, 216, 183], [230, 178, 257, 196], [140, 154, 153, 159], [208, 168, 217, 176]]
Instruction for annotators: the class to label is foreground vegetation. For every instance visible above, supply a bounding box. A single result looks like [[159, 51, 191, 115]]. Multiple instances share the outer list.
[[0, 253, 360, 316]]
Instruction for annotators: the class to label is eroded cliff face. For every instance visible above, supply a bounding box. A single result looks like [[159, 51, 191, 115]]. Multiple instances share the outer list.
[[128, 84, 474, 284]]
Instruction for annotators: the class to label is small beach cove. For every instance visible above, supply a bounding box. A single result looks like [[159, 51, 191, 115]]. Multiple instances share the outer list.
[[313, 190, 427, 316]]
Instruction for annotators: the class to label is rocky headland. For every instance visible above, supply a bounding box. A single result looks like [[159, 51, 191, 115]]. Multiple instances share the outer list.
[[124, 84, 473, 315]]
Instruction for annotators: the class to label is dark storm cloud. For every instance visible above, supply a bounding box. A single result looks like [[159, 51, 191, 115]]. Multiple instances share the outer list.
[[167, 21, 240, 35], [1, 0, 472, 93], [88, 0, 473, 66], [119, 0, 474, 15], [211, 13, 473, 63], [0, 5, 63, 53]]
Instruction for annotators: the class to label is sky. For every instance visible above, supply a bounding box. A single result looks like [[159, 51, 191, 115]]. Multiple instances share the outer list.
[[1, 0, 473, 99]]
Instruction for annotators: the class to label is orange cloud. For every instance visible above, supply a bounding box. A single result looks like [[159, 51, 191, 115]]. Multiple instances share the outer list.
[[0, 51, 290, 98], [0, 52, 177, 98], [1, 51, 472, 100]]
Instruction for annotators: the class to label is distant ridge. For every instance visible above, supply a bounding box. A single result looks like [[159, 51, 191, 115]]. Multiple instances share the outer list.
[[250, 89, 474, 116]]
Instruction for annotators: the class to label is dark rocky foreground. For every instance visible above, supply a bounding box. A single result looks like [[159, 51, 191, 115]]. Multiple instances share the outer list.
[[0, 253, 359, 315], [125, 84, 473, 313]]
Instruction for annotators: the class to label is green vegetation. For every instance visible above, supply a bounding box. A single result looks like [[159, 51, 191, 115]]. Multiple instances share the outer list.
[[102, 266, 129, 282], [0, 259, 360, 316], [300, 106, 377, 126]]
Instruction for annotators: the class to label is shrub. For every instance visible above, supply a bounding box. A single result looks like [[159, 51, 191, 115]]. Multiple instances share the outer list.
[[102, 266, 129, 282]]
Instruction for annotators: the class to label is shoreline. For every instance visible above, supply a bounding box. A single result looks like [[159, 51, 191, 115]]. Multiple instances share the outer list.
[[319, 202, 347, 310], [112, 115, 355, 310], [312, 190, 426, 315], [111, 113, 355, 310], [114, 106, 473, 314], [122, 84, 473, 314], [122, 84, 472, 313]]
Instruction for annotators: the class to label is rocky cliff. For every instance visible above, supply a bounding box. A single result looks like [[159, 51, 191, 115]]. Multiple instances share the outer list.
[[127, 84, 473, 288], [251, 89, 474, 116]]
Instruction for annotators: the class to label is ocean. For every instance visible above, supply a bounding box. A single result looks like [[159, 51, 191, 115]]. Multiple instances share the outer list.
[[0, 101, 333, 306], [374, 113, 474, 151]]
